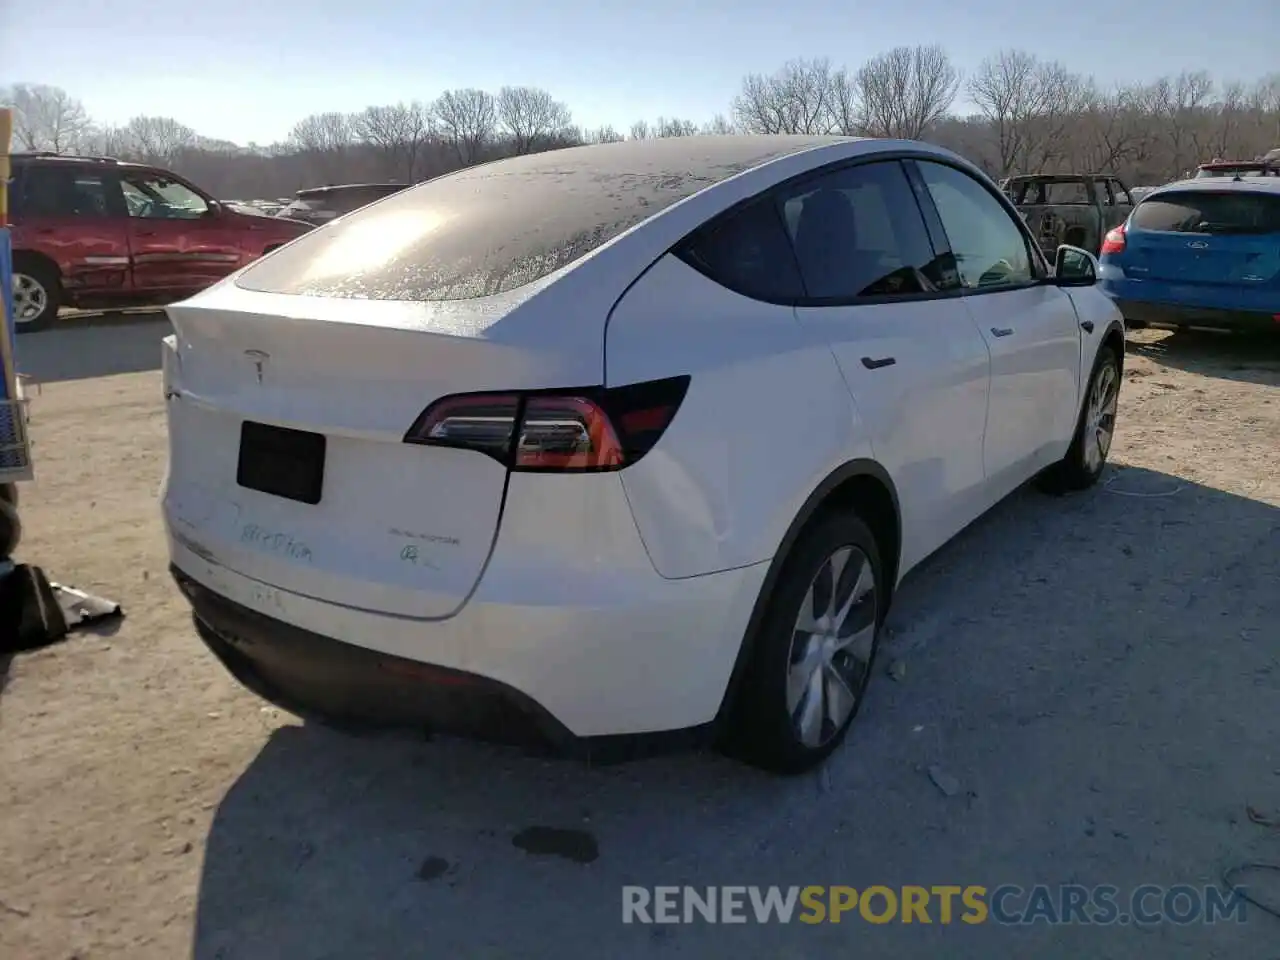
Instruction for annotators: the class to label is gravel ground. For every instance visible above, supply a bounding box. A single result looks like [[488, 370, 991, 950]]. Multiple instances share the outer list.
[[2, 316, 1279, 959]]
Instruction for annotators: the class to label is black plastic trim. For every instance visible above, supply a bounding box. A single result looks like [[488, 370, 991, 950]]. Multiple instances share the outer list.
[[711, 458, 901, 737], [1112, 299, 1276, 333], [174, 565, 712, 763]]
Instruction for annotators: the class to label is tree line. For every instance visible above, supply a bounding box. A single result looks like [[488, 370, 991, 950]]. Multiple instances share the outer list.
[[5, 46, 1279, 200]]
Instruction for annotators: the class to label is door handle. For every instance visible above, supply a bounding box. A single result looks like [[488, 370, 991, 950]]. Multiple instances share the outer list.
[[990, 327, 1014, 337], [861, 356, 896, 370], [1080, 320, 1095, 333], [137, 230, 157, 237]]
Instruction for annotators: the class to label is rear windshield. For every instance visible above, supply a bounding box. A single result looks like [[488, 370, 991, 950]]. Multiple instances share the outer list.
[[1131, 190, 1280, 235], [236, 137, 829, 301]]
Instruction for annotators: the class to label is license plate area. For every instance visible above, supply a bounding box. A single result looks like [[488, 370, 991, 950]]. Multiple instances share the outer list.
[[236, 421, 325, 505]]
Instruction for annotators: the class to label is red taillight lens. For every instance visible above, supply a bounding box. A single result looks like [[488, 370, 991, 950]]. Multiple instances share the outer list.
[[403, 376, 690, 472], [516, 396, 624, 470], [1100, 224, 1126, 255]]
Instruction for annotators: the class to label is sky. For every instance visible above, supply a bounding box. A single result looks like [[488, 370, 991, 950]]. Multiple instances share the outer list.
[[2, 0, 1276, 146]]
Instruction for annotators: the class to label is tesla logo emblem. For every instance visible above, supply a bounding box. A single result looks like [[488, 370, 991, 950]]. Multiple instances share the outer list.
[[244, 349, 269, 384], [1187, 241, 1209, 249]]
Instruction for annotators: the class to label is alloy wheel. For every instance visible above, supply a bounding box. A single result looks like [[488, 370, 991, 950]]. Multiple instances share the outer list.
[[785, 545, 878, 748], [1084, 361, 1119, 472], [12, 273, 49, 324]]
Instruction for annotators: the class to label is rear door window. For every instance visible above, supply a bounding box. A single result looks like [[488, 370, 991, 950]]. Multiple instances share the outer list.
[[777, 160, 958, 300], [1131, 191, 1280, 235]]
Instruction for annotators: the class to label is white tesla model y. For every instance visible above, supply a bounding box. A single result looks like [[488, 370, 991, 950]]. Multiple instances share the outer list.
[[162, 135, 1124, 773]]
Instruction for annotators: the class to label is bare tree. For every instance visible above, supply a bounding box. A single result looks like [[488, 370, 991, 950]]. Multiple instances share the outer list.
[[1076, 85, 1154, 173], [286, 112, 356, 182], [1198, 81, 1249, 160], [854, 45, 960, 140], [353, 102, 432, 180], [496, 86, 573, 154], [1247, 74, 1280, 146], [968, 50, 1089, 175], [700, 114, 737, 135], [120, 116, 198, 165], [827, 69, 861, 136], [13, 55, 1280, 202], [654, 117, 698, 138], [584, 125, 625, 144], [287, 112, 354, 153], [732, 58, 839, 134], [1147, 71, 1215, 174], [1, 83, 91, 153], [432, 88, 497, 165]]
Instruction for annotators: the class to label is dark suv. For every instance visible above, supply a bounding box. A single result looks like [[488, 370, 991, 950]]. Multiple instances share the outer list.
[[276, 183, 409, 226], [9, 153, 313, 332]]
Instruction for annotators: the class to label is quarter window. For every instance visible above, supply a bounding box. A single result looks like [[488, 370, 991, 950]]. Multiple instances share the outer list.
[[916, 161, 1037, 290], [13, 166, 110, 218], [677, 199, 805, 302], [778, 161, 955, 300]]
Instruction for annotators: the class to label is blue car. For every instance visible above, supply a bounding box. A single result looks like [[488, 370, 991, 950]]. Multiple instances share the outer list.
[[1098, 177, 1280, 332]]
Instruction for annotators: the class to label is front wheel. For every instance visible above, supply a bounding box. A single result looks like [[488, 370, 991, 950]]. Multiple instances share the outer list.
[[725, 511, 884, 775], [1038, 343, 1121, 493]]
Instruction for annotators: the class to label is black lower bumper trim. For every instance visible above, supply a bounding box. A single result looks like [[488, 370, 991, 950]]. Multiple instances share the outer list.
[[1114, 299, 1278, 332], [171, 565, 711, 763]]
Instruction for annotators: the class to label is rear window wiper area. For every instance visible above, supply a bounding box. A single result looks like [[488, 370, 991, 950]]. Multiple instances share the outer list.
[[1191, 223, 1270, 236]]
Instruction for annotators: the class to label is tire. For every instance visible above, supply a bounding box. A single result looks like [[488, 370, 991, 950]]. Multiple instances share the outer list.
[[11, 258, 61, 334], [1037, 342, 1121, 494], [0, 483, 20, 558], [725, 510, 885, 775]]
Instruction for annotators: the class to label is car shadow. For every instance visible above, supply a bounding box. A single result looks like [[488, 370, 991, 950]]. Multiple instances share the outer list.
[[193, 465, 1279, 959], [15, 312, 171, 384], [1126, 327, 1280, 387]]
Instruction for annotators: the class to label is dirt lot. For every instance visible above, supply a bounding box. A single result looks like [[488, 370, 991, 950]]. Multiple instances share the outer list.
[[2, 316, 1279, 959]]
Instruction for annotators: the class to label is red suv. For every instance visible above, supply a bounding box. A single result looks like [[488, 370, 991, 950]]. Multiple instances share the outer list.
[[9, 153, 313, 332]]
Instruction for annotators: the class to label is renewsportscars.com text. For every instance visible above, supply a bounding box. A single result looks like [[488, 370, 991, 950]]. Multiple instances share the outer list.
[[621, 884, 1249, 925]]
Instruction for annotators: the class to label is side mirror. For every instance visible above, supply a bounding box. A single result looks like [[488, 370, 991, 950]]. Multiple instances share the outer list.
[[1054, 244, 1098, 286], [205, 199, 223, 218]]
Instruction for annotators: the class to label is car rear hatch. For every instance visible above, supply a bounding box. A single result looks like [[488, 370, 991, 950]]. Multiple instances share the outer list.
[[1120, 189, 1280, 304], [164, 283, 600, 620]]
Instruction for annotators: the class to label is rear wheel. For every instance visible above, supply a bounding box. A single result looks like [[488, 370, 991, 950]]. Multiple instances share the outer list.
[[11, 258, 61, 334], [726, 511, 884, 775]]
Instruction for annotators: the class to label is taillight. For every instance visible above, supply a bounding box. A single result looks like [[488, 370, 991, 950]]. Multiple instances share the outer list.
[[1100, 223, 1127, 255], [403, 375, 691, 472]]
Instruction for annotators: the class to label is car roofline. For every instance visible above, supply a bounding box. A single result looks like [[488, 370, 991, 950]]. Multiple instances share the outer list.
[[1146, 177, 1280, 198]]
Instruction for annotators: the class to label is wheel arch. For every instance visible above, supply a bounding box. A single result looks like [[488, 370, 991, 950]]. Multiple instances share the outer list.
[[713, 457, 902, 734], [1102, 319, 1125, 375], [12, 248, 62, 280]]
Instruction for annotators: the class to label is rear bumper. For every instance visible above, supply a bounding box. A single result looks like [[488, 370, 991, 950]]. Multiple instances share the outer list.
[[1107, 297, 1277, 332], [176, 566, 715, 761], [166, 495, 769, 747]]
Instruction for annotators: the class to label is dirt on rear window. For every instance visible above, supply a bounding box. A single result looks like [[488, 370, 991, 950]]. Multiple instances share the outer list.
[[235, 136, 837, 301]]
